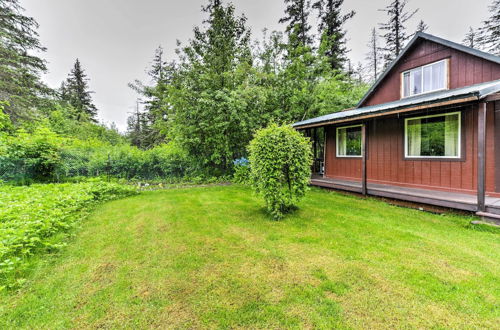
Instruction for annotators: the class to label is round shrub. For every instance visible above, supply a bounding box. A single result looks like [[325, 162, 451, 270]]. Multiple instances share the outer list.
[[248, 124, 313, 220]]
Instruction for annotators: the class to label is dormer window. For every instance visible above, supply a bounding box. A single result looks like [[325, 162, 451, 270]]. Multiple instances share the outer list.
[[402, 59, 448, 98]]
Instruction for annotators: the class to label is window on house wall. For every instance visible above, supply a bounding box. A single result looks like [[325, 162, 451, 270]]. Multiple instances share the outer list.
[[336, 125, 362, 157], [405, 112, 461, 158], [402, 60, 448, 97]]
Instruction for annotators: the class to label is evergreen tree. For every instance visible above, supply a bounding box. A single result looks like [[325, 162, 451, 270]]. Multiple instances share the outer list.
[[166, 0, 254, 171], [312, 0, 355, 71], [0, 0, 48, 122], [126, 100, 147, 148], [477, 0, 500, 55], [61, 59, 98, 122], [345, 59, 354, 77], [366, 27, 382, 82], [415, 20, 428, 33], [128, 46, 175, 148], [354, 62, 365, 83], [379, 0, 418, 66], [463, 27, 478, 48], [279, 0, 313, 48]]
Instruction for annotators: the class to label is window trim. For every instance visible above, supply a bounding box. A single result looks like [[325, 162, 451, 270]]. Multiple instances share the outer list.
[[336, 124, 363, 158], [404, 111, 462, 159], [401, 59, 449, 98]]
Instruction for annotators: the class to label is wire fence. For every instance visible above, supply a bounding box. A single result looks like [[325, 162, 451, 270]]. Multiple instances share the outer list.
[[0, 155, 114, 184], [0, 153, 195, 184]]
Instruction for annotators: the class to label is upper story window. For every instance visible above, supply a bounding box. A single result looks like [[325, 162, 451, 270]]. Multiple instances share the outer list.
[[402, 59, 448, 98]]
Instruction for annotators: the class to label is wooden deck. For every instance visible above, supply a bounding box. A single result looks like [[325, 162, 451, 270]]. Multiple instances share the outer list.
[[310, 176, 500, 215]]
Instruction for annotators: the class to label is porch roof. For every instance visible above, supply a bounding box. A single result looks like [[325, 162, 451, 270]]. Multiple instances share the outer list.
[[293, 79, 500, 129]]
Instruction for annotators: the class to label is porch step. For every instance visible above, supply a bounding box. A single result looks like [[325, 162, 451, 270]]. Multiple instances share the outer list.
[[475, 212, 500, 226]]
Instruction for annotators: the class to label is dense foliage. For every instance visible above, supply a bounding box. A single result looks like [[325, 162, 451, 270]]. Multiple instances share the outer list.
[[129, 0, 367, 175], [232, 157, 251, 184], [0, 182, 137, 288], [0, 125, 195, 184], [248, 124, 313, 220]]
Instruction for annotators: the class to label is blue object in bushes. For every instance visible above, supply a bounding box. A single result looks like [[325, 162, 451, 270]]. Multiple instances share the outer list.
[[233, 157, 249, 167]]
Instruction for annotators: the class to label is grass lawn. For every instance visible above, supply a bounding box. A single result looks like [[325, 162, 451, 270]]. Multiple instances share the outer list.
[[1, 185, 499, 328]]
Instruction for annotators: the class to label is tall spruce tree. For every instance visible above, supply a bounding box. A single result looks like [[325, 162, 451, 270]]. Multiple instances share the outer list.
[[477, 0, 500, 55], [0, 0, 48, 122], [312, 0, 355, 71], [126, 99, 155, 149], [128, 46, 174, 148], [366, 27, 382, 82], [61, 59, 98, 122], [279, 0, 313, 48], [463, 27, 478, 48], [379, 0, 418, 66]]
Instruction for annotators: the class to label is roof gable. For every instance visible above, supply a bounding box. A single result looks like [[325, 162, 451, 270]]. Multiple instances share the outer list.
[[357, 32, 500, 108]]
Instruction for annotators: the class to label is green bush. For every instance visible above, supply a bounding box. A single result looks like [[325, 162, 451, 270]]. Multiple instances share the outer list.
[[232, 157, 251, 184], [0, 182, 137, 288], [0, 127, 64, 183], [248, 124, 312, 220]]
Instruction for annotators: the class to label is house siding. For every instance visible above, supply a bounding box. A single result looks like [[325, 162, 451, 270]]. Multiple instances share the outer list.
[[361, 39, 500, 107], [324, 103, 497, 196]]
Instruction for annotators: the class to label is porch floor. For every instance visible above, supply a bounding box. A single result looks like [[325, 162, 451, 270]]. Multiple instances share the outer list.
[[310, 176, 500, 214]]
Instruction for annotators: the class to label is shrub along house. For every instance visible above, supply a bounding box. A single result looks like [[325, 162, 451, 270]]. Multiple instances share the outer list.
[[294, 32, 500, 220]]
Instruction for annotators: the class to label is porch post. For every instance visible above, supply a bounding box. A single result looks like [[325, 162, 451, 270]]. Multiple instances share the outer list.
[[477, 102, 487, 212], [322, 127, 327, 178], [361, 123, 367, 196]]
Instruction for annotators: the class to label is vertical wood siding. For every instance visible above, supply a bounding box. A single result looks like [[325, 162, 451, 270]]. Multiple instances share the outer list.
[[324, 104, 496, 195], [361, 40, 500, 107]]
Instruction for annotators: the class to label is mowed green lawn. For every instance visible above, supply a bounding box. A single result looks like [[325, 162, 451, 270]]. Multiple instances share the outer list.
[[1, 185, 499, 328]]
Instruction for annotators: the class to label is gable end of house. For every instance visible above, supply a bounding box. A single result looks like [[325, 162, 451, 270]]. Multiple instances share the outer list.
[[358, 32, 500, 108]]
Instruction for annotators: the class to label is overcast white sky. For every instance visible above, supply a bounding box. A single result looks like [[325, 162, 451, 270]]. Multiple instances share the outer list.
[[20, 0, 491, 131]]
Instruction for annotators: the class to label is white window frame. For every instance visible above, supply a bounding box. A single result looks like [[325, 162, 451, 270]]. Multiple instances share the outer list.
[[401, 59, 449, 98], [404, 111, 461, 159], [336, 124, 363, 158]]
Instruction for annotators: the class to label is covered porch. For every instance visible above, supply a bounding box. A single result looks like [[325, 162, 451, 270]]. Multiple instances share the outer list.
[[310, 176, 500, 216], [294, 80, 500, 222]]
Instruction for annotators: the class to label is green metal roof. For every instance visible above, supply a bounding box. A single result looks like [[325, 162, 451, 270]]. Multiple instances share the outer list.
[[293, 79, 500, 128]]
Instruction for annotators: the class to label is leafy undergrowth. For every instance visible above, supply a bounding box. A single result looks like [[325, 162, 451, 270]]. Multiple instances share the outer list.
[[1, 185, 499, 328], [0, 182, 137, 288]]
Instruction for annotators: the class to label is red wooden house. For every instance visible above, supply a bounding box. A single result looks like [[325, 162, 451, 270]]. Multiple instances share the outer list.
[[293, 32, 500, 220]]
